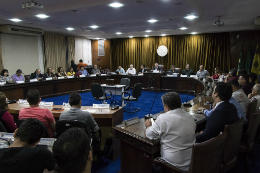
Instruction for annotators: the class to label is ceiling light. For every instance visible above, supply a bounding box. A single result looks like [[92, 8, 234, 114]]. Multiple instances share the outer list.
[[10, 18, 22, 22], [129, 36, 134, 38], [148, 19, 158, 23], [184, 14, 198, 20], [66, 27, 74, 31], [90, 25, 99, 29], [109, 2, 123, 8], [180, 27, 187, 30], [191, 32, 197, 35], [144, 35, 149, 37], [95, 38, 101, 40], [145, 30, 152, 32], [161, 34, 166, 36], [116, 32, 122, 35], [36, 14, 49, 19]]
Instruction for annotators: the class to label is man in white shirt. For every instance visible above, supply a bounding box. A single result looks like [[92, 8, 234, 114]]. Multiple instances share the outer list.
[[248, 84, 260, 112], [196, 65, 210, 79], [228, 79, 250, 116], [145, 92, 196, 171], [126, 64, 136, 74]]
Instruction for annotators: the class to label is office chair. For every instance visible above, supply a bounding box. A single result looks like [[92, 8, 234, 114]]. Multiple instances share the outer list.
[[0, 121, 7, 132], [122, 83, 142, 113], [16, 119, 50, 138], [120, 78, 130, 92], [91, 83, 112, 104]]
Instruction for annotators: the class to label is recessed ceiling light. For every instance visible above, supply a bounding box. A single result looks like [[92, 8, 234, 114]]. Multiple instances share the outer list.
[[148, 19, 158, 23], [109, 2, 123, 8], [184, 14, 198, 20], [66, 27, 74, 31], [161, 34, 166, 36], [191, 32, 197, 35], [116, 32, 122, 35], [180, 27, 187, 30], [95, 38, 101, 40], [90, 25, 99, 29], [144, 35, 149, 37], [145, 30, 152, 32], [10, 18, 22, 22], [36, 14, 49, 19], [129, 36, 134, 38]]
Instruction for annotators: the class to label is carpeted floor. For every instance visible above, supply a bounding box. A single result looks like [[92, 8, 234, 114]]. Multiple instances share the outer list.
[[42, 91, 260, 173]]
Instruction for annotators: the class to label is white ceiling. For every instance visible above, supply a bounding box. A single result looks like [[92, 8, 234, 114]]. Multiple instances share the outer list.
[[0, 0, 259, 39]]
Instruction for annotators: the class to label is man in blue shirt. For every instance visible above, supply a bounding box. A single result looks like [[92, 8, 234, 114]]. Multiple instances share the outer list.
[[79, 66, 89, 76], [116, 65, 126, 75]]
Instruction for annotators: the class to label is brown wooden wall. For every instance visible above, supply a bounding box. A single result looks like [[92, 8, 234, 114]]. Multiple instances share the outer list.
[[91, 40, 111, 70]]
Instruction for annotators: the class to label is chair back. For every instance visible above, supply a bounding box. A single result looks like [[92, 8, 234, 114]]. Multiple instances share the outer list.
[[190, 133, 226, 173], [24, 75, 30, 82], [158, 65, 164, 71], [91, 83, 104, 98], [244, 113, 260, 148], [175, 68, 182, 74], [16, 119, 50, 138], [0, 121, 7, 132], [246, 99, 257, 122], [55, 120, 90, 138], [132, 83, 142, 99], [222, 117, 244, 163], [120, 78, 130, 87]]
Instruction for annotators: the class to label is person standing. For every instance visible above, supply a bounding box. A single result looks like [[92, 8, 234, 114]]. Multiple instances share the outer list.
[[77, 59, 88, 71]]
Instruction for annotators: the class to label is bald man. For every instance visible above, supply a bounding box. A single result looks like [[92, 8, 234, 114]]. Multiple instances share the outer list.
[[30, 69, 44, 80], [248, 84, 260, 113]]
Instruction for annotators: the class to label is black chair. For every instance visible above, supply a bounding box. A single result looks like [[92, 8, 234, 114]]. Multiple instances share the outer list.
[[91, 83, 112, 104], [120, 78, 130, 92], [122, 83, 142, 113], [16, 119, 50, 138], [0, 121, 7, 132]]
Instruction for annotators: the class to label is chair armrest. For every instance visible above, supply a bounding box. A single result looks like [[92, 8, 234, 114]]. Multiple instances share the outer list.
[[121, 91, 130, 100], [153, 157, 187, 173], [104, 91, 112, 100], [125, 86, 130, 91]]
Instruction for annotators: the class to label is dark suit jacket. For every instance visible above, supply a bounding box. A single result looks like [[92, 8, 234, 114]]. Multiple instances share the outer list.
[[152, 66, 162, 71], [241, 83, 252, 96], [182, 69, 195, 76], [30, 72, 44, 79], [169, 69, 180, 73], [138, 68, 148, 74], [196, 101, 239, 143]]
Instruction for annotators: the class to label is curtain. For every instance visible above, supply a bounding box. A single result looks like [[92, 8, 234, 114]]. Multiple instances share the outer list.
[[110, 33, 230, 75], [0, 35, 4, 70], [67, 37, 75, 70], [43, 33, 66, 73]]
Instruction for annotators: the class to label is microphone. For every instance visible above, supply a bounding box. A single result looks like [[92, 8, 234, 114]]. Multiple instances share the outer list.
[[144, 90, 159, 120], [183, 82, 196, 107]]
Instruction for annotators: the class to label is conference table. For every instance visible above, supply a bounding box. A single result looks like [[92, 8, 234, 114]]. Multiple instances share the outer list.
[[113, 95, 214, 173]]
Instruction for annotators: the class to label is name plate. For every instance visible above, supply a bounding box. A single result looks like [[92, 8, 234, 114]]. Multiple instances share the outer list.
[[0, 82, 6, 85], [30, 79, 38, 82], [46, 77, 52, 81], [58, 77, 65, 79], [101, 74, 106, 76], [153, 70, 159, 73], [16, 81, 25, 84], [90, 74, 96, 77], [138, 74, 143, 76], [79, 75, 86, 77], [190, 75, 198, 79], [181, 75, 187, 77], [67, 76, 74, 79], [93, 104, 110, 109], [39, 102, 54, 107]]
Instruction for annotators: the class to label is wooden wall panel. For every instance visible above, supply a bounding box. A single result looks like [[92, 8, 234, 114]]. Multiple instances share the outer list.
[[91, 40, 111, 71]]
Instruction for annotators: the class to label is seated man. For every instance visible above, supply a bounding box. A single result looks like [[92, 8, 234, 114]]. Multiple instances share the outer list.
[[91, 65, 101, 74], [102, 66, 111, 74], [238, 75, 252, 96], [53, 128, 92, 173], [116, 65, 126, 75], [0, 118, 55, 173], [196, 65, 210, 79], [168, 65, 179, 73], [145, 92, 196, 171], [196, 83, 239, 143], [228, 79, 250, 116], [78, 66, 89, 76], [182, 64, 195, 76], [77, 59, 88, 71], [11, 69, 24, 82], [30, 69, 44, 80], [19, 89, 56, 137], [152, 63, 162, 71], [126, 64, 136, 74], [249, 72, 257, 87], [225, 68, 238, 82], [138, 64, 147, 74], [59, 93, 99, 134], [248, 84, 260, 113]]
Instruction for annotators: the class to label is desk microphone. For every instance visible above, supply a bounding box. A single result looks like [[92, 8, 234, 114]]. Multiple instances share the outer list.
[[183, 82, 196, 107], [144, 90, 159, 120]]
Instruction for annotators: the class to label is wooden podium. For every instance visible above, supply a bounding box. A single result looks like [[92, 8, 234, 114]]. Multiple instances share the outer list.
[[143, 72, 163, 90]]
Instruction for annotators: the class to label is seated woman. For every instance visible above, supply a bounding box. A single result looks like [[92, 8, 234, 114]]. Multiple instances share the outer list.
[[0, 69, 14, 82], [67, 67, 75, 76], [57, 67, 67, 77], [208, 67, 220, 80], [0, 92, 17, 132], [45, 67, 57, 79]]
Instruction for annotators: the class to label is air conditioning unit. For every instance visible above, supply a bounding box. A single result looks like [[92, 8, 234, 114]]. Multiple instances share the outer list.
[[0, 25, 44, 36], [253, 16, 260, 30]]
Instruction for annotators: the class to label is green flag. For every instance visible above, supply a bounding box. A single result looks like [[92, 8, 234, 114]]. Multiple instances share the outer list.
[[237, 44, 244, 73], [251, 44, 260, 83], [245, 43, 251, 74]]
